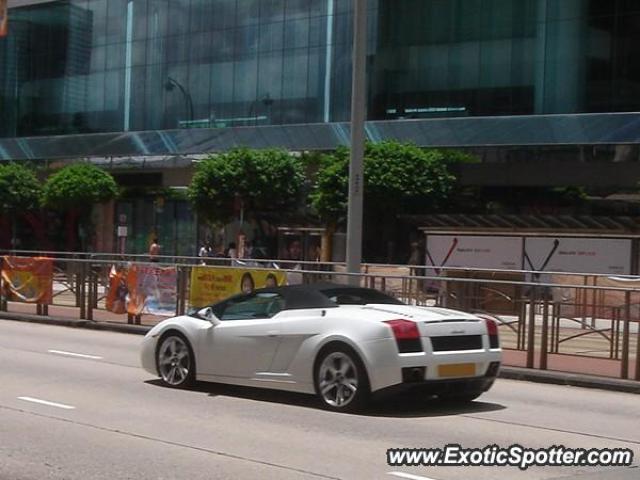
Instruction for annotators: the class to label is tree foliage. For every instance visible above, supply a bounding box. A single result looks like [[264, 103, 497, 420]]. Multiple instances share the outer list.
[[188, 148, 305, 223], [0, 163, 42, 212], [42, 163, 118, 211], [310, 141, 460, 222]]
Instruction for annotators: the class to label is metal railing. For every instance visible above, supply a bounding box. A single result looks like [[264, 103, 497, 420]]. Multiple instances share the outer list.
[[0, 251, 638, 381]]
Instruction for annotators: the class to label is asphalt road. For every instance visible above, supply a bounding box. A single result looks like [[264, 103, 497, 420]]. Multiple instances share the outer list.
[[0, 320, 638, 480]]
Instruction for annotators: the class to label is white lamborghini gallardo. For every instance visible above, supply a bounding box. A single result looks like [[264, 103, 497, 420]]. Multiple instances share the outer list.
[[141, 284, 501, 412]]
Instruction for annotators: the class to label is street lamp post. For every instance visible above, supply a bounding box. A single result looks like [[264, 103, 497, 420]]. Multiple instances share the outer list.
[[248, 94, 274, 126], [165, 76, 194, 125], [346, 0, 367, 285]]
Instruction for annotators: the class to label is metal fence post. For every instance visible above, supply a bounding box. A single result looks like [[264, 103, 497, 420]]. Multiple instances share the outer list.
[[181, 267, 189, 315], [552, 302, 560, 354], [635, 307, 640, 381], [0, 256, 5, 312], [635, 311, 640, 381], [74, 261, 81, 307], [540, 298, 549, 370], [176, 266, 186, 317], [175, 266, 181, 317], [614, 307, 621, 360], [79, 262, 86, 320], [517, 294, 525, 350], [526, 287, 537, 369], [87, 265, 94, 321], [93, 266, 99, 308], [610, 307, 617, 359], [621, 291, 631, 379]]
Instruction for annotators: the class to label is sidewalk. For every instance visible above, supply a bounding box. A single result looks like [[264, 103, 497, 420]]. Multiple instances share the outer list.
[[1, 309, 639, 395]]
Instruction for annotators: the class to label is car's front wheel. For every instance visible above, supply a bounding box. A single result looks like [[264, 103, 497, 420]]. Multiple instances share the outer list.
[[156, 333, 195, 388], [314, 345, 370, 412]]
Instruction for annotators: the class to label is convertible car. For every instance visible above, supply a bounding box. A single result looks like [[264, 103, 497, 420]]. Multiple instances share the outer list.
[[140, 284, 501, 411]]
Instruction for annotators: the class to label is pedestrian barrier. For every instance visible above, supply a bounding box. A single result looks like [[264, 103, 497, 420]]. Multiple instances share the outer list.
[[0, 250, 638, 382]]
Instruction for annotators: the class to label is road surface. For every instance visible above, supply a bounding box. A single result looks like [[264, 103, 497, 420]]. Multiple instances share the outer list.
[[0, 320, 638, 480]]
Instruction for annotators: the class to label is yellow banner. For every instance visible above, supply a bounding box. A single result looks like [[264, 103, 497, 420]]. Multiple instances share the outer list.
[[189, 267, 287, 308], [1, 256, 53, 304]]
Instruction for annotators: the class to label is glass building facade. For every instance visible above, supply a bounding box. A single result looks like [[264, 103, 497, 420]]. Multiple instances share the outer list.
[[2, 0, 640, 257], [2, 0, 640, 139]]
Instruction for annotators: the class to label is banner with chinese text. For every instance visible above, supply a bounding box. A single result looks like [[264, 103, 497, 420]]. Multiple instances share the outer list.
[[189, 267, 287, 308]]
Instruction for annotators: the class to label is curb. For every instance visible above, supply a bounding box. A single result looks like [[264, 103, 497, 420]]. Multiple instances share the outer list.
[[499, 366, 640, 394], [0, 312, 150, 335], [2, 313, 639, 394]]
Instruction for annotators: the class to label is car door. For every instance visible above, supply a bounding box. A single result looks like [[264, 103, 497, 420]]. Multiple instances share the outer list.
[[198, 293, 285, 379], [268, 308, 328, 375]]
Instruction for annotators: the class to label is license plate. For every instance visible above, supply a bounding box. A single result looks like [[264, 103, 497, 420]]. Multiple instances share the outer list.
[[438, 363, 476, 378]]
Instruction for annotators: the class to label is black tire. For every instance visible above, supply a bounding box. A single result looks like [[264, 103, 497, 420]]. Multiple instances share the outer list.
[[314, 344, 370, 412], [437, 391, 483, 403], [156, 332, 196, 388]]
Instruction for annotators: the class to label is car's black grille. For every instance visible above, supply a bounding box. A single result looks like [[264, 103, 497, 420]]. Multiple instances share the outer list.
[[430, 335, 483, 352]]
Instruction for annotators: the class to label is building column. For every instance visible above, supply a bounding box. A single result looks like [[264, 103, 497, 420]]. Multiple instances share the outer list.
[[535, 0, 587, 114]]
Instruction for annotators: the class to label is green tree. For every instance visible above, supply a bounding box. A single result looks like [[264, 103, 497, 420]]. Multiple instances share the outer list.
[[42, 163, 118, 210], [0, 163, 43, 248], [42, 163, 118, 250], [310, 141, 458, 222], [0, 163, 42, 212], [188, 148, 305, 224], [310, 141, 463, 261]]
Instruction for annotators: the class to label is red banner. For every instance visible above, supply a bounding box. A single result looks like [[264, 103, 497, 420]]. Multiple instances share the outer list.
[[0, 0, 8, 38], [106, 265, 128, 314], [1, 256, 53, 304]]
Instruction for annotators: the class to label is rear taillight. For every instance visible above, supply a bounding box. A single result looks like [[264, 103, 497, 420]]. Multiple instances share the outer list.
[[485, 318, 500, 349], [384, 319, 423, 353]]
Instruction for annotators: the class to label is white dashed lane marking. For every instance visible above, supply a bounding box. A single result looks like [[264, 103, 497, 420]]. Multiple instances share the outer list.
[[388, 472, 439, 480], [18, 397, 76, 410], [48, 349, 103, 360]]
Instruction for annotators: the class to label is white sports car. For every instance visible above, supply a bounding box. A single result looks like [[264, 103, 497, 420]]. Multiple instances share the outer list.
[[140, 284, 501, 411]]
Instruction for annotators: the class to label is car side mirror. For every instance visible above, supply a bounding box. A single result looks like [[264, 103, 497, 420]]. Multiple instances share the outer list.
[[198, 307, 220, 324]]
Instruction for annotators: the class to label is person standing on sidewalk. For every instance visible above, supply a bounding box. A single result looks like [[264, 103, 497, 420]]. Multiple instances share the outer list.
[[149, 238, 161, 263]]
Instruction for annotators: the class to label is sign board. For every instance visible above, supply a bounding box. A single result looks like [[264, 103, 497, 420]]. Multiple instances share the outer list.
[[1, 256, 53, 304], [426, 235, 522, 270], [126, 264, 178, 316], [525, 237, 631, 275], [117, 226, 128, 237], [189, 267, 287, 308]]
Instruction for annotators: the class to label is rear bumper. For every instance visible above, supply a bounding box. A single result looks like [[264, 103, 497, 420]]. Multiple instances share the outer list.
[[373, 373, 497, 399], [363, 337, 502, 393]]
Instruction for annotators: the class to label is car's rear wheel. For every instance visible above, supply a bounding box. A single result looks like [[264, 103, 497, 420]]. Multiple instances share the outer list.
[[156, 333, 195, 388], [314, 345, 370, 412]]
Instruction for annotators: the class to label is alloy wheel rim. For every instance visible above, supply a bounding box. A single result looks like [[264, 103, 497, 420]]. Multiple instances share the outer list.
[[158, 336, 190, 386], [318, 352, 358, 408]]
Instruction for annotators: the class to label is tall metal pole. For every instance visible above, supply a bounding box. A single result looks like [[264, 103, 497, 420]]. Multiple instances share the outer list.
[[346, 0, 367, 286]]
